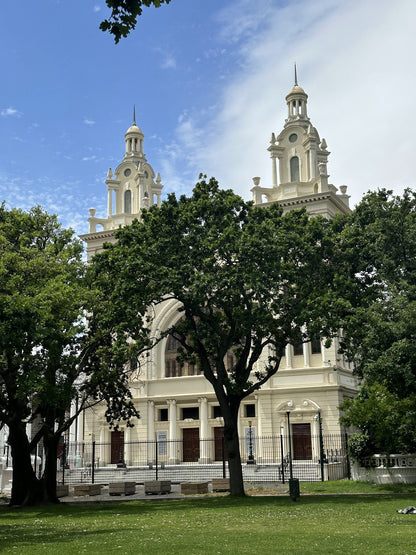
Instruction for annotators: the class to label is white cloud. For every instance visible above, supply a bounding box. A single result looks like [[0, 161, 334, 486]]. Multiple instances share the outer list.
[[83, 118, 95, 126], [1, 107, 22, 117], [164, 0, 416, 208], [93, 5, 101, 13]]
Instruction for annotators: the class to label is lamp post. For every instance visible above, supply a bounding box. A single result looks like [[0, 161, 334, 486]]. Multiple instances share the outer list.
[[247, 421, 255, 465]]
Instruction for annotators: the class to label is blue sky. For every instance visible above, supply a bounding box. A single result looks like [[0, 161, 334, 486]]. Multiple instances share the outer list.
[[1, 0, 416, 235]]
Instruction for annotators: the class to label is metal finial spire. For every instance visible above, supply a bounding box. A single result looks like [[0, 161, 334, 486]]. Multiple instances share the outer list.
[[133, 105, 136, 125], [294, 63, 298, 86]]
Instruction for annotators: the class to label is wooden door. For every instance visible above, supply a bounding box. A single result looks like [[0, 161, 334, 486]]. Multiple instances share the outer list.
[[182, 428, 200, 462], [111, 431, 124, 464], [292, 423, 312, 460]]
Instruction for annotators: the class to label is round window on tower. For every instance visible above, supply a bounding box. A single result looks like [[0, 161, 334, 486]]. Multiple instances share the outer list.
[[289, 133, 298, 143], [124, 168, 131, 177]]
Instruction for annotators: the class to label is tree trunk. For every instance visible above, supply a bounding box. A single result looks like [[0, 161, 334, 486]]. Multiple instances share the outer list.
[[223, 411, 245, 496], [8, 420, 42, 506], [42, 434, 60, 504]]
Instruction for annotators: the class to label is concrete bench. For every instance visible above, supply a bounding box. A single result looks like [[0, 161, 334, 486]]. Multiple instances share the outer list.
[[144, 480, 171, 495], [109, 482, 136, 496], [56, 484, 69, 498], [181, 482, 209, 495], [211, 478, 230, 492], [73, 484, 102, 497]]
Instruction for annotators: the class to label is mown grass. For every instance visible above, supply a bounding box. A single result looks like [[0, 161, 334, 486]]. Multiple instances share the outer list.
[[1, 492, 416, 554]]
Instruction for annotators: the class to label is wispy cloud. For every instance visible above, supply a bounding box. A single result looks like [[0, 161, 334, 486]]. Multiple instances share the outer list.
[[1, 107, 22, 117], [157, 0, 416, 208], [93, 5, 101, 13], [161, 53, 176, 70], [83, 118, 95, 126]]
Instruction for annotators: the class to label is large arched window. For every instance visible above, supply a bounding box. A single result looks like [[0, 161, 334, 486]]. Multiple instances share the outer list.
[[124, 190, 132, 213], [164, 332, 237, 378], [165, 333, 202, 377], [290, 156, 300, 182]]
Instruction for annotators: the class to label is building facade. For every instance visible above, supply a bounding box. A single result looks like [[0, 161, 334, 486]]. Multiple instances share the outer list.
[[78, 80, 356, 467]]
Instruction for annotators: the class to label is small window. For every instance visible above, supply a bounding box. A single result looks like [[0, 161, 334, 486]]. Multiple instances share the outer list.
[[182, 407, 199, 420], [293, 342, 303, 356], [310, 336, 322, 354], [159, 408, 168, 422], [245, 404, 256, 418], [213, 406, 222, 418]]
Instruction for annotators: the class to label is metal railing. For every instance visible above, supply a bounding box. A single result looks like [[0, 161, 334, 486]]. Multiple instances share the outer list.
[[54, 433, 349, 485]]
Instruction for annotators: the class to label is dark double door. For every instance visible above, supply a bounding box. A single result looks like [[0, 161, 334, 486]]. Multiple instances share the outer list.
[[111, 431, 124, 464], [183, 428, 199, 462], [292, 423, 312, 460]]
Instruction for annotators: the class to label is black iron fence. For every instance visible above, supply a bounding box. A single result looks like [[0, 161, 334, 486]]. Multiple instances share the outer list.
[[54, 433, 349, 485]]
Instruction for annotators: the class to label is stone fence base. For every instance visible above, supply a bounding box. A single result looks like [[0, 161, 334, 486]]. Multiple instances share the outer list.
[[351, 454, 416, 484]]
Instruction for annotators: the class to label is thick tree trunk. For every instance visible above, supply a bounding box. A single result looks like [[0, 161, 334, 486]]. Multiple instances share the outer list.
[[223, 412, 245, 496], [8, 420, 42, 506], [42, 435, 60, 504]]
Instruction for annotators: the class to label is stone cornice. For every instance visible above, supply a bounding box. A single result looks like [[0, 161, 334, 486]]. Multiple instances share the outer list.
[[79, 229, 115, 242]]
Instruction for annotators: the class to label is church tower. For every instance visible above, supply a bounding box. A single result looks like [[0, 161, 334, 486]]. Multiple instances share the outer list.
[[251, 69, 350, 217], [80, 111, 163, 260]]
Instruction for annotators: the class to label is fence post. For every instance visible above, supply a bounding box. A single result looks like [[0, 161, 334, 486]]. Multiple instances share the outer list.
[[222, 435, 226, 479], [344, 432, 351, 480], [286, 412, 293, 480], [319, 412, 325, 482], [280, 432, 285, 484], [155, 436, 158, 481], [62, 441, 66, 485], [92, 441, 95, 484]]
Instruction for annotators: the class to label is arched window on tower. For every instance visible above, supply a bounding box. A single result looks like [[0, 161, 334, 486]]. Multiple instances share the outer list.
[[124, 190, 132, 213], [290, 156, 300, 182]]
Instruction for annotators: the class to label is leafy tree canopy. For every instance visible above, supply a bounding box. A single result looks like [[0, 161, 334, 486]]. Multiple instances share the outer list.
[[91, 176, 356, 495], [0, 204, 138, 505], [339, 189, 416, 458], [100, 0, 172, 43]]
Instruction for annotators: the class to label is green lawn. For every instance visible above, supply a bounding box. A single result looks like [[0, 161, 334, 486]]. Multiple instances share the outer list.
[[1, 492, 416, 554]]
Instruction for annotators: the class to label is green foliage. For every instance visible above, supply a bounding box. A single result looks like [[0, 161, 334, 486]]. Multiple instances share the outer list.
[[0, 204, 139, 504], [100, 0, 172, 43], [341, 383, 416, 459], [91, 176, 355, 494], [92, 177, 350, 404], [339, 190, 416, 456]]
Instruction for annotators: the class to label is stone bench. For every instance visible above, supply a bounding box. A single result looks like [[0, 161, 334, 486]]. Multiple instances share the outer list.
[[109, 482, 136, 496], [211, 478, 230, 492], [181, 481, 209, 495], [73, 484, 102, 497], [56, 484, 69, 498], [144, 480, 171, 495]]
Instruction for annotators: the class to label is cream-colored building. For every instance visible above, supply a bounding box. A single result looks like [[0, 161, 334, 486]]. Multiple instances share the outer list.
[[79, 80, 356, 467]]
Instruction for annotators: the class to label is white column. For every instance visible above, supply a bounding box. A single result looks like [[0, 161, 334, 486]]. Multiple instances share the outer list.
[[147, 401, 155, 464], [285, 344, 292, 369], [272, 156, 278, 188], [107, 188, 112, 217], [255, 395, 262, 463], [312, 415, 320, 462], [167, 400, 177, 463], [304, 343, 310, 368], [125, 428, 131, 466], [199, 397, 209, 463]]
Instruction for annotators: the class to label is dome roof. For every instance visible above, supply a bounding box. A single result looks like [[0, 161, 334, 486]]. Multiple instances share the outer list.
[[286, 85, 307, 97], [125, 123, 143, 135]]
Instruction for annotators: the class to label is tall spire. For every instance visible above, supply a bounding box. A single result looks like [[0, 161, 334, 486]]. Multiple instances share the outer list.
[[133, 105, 136, 126], [294, 63, 298, 86]]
